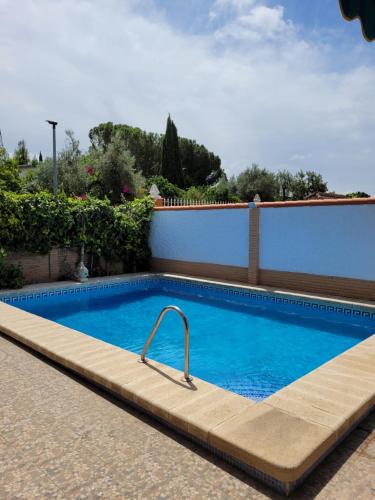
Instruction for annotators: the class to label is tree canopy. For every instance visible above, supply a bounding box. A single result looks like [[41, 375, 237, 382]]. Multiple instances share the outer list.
[[13, 140, 29, 166], [0, 148, 21, 192], [88, 119, 224, 188], [2, 118, 353, 204], [236, 164, 279, 202]]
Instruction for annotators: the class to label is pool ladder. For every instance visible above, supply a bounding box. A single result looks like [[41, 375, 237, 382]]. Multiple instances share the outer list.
[[140, 305, 193, 382]]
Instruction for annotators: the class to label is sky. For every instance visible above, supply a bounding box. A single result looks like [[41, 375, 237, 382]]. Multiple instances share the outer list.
[[1, 0, 374, 194]]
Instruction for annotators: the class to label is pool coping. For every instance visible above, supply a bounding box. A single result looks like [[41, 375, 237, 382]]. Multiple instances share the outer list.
[[0, 273, 374, 495]]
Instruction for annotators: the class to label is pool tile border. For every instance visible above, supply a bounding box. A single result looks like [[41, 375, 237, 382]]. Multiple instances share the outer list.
[[159, 276, 375, 322], [0, 273, 374, 495], [1, 273, 375, 324]]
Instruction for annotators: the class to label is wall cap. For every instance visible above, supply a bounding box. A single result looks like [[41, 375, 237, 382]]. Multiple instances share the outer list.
[[153, 198, 375, 211], [255, 198, 375, 209]]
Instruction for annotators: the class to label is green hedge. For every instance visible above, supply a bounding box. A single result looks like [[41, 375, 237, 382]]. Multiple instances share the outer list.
[[0, 192, 155, 286], [0, 248, 23, 289]]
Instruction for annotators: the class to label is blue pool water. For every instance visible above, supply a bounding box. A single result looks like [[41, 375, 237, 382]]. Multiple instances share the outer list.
[[5, 278, 374, 400]]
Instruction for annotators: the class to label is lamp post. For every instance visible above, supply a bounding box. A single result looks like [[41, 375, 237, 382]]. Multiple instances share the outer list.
[[46, 120, 58, 193]]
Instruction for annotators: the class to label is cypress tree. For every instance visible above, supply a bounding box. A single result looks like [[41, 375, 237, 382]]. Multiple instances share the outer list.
[[161, 115, 184, 187], [39, 151, 43, 162]]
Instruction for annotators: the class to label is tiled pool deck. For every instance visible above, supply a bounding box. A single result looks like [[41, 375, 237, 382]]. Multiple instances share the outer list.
[[0, 273, 375, 495], [1, 333, 375, 499]]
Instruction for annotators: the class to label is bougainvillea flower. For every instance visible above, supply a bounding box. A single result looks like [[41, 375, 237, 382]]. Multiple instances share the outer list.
[[78, 194, 87, 200], [85, 165, 94, 175], [122, 183, 130, 193]]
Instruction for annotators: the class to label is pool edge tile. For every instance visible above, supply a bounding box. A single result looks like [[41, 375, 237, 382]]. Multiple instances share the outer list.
[[208, 403, 337, 483]]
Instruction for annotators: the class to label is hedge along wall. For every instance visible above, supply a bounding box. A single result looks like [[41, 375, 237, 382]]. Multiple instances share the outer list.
[[0, 192, 154, 287], [149, 199, 375, 300]]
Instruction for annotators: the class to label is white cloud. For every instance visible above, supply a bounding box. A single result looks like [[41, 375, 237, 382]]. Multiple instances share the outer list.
[[210, 0, 293, 42], [215, 5, 293, 42], [291, 154, 308, 161], [210, 0, 256, 19], [0, 0, 374, 194]]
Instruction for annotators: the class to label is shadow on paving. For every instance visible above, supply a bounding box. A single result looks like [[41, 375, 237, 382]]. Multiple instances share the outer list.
[[1, 332, 374, 499]]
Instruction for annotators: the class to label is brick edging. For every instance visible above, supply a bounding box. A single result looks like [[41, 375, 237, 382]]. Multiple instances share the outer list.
[[151, 258, 248, 283], [255, 198, 375, 208], [259, 269, 375, 301]]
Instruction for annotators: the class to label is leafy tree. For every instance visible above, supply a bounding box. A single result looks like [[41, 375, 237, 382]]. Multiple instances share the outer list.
[[180, 138, 223, 187], [89, 133, 143, 204], [13, 140, 29, 166], [23, 159, 54, 193], [24, 131, 87, 195], [88, 121, 223, 187], [23, 131, 143, 203], [161, 115, 184, 187], [236, 164, 278, 201], [89, 122, 117, 151], [290, 170, 308, 200], [305, 170, 328, 195], [31, 156, 38, 168], [0, 147, 21, 192], [346, 191, 370, 198], [206, 176, 240, 202], [89, 122, 161, 177], [118, 127, 161, 178], [290, 170, 327, 200], [276, 170, 294, 200], [58, 130, 88, 196]]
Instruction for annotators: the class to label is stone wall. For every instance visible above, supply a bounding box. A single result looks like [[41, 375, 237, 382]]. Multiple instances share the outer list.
[[5, 248, 127, 286], [6, 248, 81, 285]]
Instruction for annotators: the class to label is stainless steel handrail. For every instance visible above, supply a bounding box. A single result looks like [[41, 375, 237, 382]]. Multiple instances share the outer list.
[[140, 305, 193, 382]]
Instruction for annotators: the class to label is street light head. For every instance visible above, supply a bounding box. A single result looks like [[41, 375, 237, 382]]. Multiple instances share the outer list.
[[46, 120, 58, 126]]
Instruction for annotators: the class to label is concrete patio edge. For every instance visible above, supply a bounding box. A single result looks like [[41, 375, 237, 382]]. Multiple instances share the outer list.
[[0, 273, 374, 495]]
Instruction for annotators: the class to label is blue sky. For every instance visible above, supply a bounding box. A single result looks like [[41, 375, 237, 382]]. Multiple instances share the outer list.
[[1, 0, 374, 193], [153, 0, 344, 32], [153, 0, 368, 43]]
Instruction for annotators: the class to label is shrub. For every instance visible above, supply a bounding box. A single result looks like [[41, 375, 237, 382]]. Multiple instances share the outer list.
[[144, 176, 183, 198], [0, 249, 23, 289], [0, 148, 21, 192], [0, 192, 154, 285]]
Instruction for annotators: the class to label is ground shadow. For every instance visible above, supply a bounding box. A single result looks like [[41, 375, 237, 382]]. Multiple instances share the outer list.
[[1, 332, 373, 499]]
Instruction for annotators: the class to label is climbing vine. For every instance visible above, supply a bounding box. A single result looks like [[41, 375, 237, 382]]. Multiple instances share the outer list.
[[0, 192, 154, 287]]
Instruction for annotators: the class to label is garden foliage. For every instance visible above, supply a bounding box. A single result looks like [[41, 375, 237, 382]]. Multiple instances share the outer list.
[[0, 192, 154, 287], [0, 249, 22, 289]]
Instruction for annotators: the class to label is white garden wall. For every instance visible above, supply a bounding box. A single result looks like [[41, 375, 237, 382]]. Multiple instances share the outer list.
[[150, 208, 249, 268], [259, 204, 375, 281]]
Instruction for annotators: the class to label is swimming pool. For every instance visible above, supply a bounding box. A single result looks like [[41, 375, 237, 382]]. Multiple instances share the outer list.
[[2, 276, 374, 401]]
